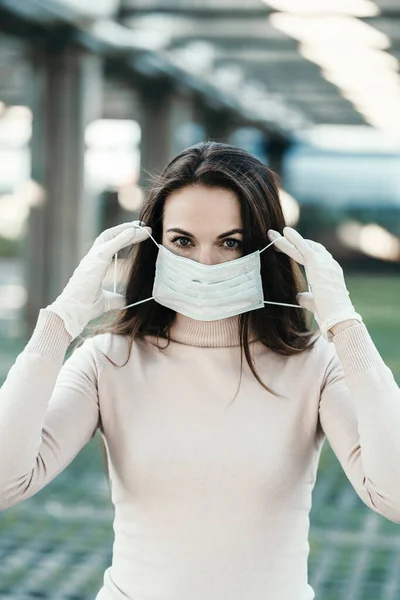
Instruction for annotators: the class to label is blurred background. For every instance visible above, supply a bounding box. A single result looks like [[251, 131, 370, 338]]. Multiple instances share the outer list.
[[0, 1, 399, 598]]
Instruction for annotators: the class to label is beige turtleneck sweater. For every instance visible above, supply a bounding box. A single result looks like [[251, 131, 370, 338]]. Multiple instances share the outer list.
[[1, 308, 400, 600]]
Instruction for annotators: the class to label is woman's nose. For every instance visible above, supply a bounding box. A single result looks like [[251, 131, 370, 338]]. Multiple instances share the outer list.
[[198, 247, 217, 265]]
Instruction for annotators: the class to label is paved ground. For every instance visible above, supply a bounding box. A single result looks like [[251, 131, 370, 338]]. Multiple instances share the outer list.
[[1, 260, 400, 599]]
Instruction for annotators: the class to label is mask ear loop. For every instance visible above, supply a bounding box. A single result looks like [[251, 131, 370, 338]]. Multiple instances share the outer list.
[[259, 236, 307, 310], [113, 252, 118, 295], [113, 223, 160, 310]]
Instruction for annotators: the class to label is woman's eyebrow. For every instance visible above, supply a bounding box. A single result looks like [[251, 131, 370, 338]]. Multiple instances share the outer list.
[[216, 228, 243, 239], [166, 228, 194, 237], [165, 227, 243, 239]]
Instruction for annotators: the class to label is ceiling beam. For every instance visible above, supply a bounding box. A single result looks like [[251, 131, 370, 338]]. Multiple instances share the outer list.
[[119, 0, 272, 18], [122, 14, 289, 43], [119, 0, 400, 19]]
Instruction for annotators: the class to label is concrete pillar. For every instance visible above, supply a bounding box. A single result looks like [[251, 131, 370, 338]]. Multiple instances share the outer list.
[[171, 93, 203, 154], [197, 103, 236, 144], [264, 136, 291, 180], [137, 82, 178, 190], [25, 43, 103, 333]]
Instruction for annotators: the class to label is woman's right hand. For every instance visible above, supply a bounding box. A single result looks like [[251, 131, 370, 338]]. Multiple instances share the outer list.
[[45, 221, 151, 340]]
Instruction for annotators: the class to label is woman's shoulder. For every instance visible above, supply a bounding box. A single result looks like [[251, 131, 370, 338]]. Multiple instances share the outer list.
[[269, 329, 338, 376], [305, 328, 344, 381], [70, 331, 126, 361], [88, 331, 159, 367]]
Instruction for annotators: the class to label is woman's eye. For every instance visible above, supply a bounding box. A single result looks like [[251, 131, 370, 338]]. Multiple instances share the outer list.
[[223, 238, 242, 250], [170, 236, 241, 250], [172, 237, 191, 248]]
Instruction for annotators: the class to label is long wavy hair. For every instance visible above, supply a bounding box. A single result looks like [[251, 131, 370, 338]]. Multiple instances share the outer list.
[[74, 141, 319, 489]]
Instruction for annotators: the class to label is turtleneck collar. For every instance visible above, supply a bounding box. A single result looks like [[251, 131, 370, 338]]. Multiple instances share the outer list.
[[169, 313, 241, 347], [168, 312, 257, 348]]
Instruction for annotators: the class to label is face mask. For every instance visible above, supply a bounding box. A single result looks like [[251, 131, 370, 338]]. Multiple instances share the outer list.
[[113, 224, 304, 321]]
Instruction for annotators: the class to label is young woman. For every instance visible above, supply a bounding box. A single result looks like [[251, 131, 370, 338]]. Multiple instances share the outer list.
[[1, 141, 399, 600]]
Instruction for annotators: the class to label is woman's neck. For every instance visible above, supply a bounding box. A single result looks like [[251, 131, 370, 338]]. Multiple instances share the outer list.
[[167, 312, 253, 348]]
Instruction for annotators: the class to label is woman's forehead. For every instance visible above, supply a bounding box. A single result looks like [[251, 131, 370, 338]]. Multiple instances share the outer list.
[[163, 185, 242, 230]]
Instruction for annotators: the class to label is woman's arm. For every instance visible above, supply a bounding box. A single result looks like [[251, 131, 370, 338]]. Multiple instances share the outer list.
[[0, 309, 104, 510], [329, 319, 360, 336], [266, 226, 400, 521], [0, 222, 150, 510], [318, 321, 400, 523]]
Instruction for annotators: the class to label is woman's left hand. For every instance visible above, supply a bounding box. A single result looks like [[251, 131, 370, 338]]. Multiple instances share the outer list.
[[267, 226, 363, 340]]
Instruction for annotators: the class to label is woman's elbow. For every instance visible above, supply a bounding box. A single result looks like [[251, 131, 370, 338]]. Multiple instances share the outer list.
[[364, 487, 400, 524]]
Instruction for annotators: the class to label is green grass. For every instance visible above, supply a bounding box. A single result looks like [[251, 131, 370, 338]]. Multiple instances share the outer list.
[[345, 275, 400, 381]]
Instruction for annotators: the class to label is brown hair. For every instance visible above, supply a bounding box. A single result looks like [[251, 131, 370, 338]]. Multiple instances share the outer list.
[[74, 141, 318, 488]]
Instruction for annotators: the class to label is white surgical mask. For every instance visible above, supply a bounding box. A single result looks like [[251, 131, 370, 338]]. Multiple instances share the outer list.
[[113, 224, 304, 321]]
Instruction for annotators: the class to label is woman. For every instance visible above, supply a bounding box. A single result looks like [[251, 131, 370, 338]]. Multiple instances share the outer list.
[[0, 141, 399, 600]]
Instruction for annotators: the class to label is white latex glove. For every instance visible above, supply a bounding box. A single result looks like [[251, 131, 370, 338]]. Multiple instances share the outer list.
[[267, 226, 363, 340], [45, 221, 151, 340]]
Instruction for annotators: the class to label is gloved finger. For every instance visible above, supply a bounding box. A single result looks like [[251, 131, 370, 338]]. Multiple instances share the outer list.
[[305, 239, 328, 253], [296, 291, 316, 313], [98, 226, 152, 260], [282, 227, 318, 261], [267, 229, 305, 265], [95, 221, 149, 245], [103, 290, 129, 312]]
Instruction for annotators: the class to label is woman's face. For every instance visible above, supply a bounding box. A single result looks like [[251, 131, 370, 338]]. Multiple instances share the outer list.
[[162, 185, 243, 265]]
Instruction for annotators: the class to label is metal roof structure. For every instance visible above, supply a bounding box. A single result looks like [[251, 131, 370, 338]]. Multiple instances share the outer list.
[[0, 0, 399, 137]]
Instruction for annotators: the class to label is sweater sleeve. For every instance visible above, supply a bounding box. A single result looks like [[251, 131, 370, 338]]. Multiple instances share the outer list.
[[0, 308, 106, 511], [318, 321, 400, 523]]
